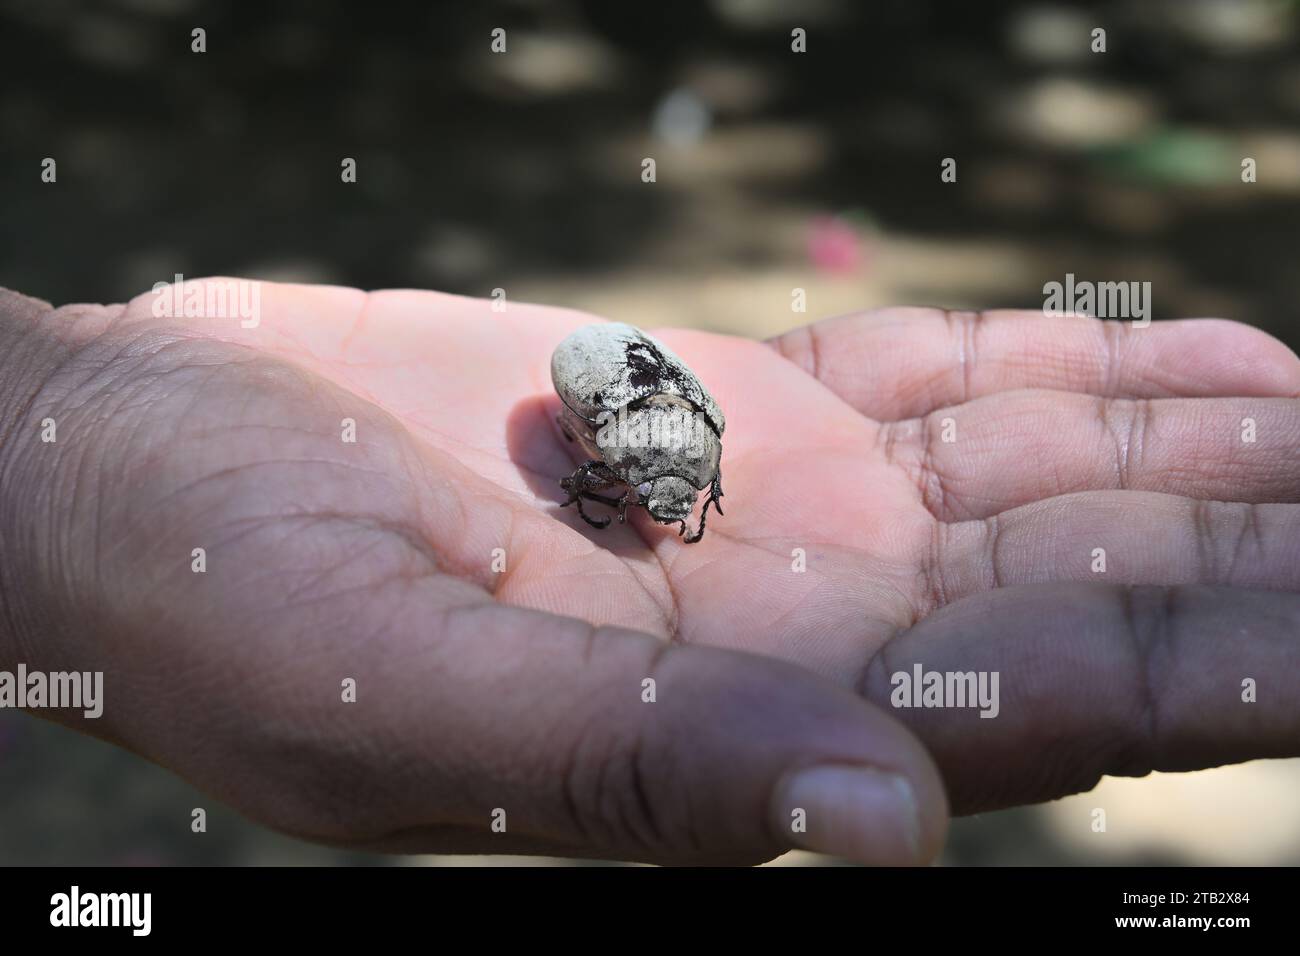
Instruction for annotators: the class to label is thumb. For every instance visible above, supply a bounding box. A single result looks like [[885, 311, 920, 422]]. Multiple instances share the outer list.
[[265, 599, 952, 866]]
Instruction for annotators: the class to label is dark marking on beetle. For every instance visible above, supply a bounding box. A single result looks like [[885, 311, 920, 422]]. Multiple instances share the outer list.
[[624, 340, 684, 391]]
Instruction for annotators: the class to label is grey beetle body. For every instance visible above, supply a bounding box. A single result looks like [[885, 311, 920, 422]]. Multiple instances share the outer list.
[[551, 323, 725, 542]]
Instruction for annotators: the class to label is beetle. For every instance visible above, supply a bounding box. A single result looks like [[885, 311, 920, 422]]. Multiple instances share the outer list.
[[550, 322, 725, 543]]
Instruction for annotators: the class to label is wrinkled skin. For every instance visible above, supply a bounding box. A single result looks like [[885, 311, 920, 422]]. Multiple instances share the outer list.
[[1, 279, 1298, 865]]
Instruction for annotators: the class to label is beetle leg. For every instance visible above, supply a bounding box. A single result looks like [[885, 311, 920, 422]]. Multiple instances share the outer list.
[[681, 474, 724, 544], [560, 460, 615, 495], [580, 491, 624, 507], [565, 494, 612, 529], [567, 490, 624, 528], [683, 505, 708, 543], [558, 460, 592, 493], [559, 461, 628, 530]]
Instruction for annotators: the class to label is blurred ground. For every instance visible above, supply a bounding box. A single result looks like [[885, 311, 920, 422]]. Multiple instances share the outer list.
[[1, 0, 1299, 865]]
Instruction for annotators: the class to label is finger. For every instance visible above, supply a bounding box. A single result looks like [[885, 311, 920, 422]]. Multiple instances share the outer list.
[[882, 391, 1300, 521], [930, 492, 1300, 606], [391, 602, 948, 864], [859, 583, 1300, 814], [210, 596, 948, 866], [769, 308, 1300, 421]]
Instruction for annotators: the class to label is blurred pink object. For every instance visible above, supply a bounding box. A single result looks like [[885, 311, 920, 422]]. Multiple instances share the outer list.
[[807, 215, 865, 275]]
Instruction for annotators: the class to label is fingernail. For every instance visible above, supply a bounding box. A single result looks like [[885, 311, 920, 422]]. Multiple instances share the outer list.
[[773, 765, 924, 865]]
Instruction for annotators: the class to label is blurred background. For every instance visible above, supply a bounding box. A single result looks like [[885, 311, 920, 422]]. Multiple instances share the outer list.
[[1, 0, 1298, 865]]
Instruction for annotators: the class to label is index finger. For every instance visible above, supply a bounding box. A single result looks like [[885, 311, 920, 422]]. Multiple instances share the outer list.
[[769, 309, 1300, 422], [862, 583, 1300, 814]]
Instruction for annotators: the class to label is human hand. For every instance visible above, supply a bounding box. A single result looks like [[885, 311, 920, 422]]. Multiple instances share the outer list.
[[1, 280, 1295, 864]]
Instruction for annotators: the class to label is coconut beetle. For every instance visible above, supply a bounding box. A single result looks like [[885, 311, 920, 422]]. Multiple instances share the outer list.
[[551, 323, 725, 543]]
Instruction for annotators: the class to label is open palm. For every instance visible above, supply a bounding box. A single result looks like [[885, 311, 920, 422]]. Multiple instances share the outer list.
[[4, 280, 1298, 865]]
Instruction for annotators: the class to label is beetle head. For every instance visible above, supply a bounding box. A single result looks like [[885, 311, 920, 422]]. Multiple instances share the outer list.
[[642, 476, 696, 524]]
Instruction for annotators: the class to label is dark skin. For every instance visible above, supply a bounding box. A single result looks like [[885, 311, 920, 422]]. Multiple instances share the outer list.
[[1, 279, 1298, 865]]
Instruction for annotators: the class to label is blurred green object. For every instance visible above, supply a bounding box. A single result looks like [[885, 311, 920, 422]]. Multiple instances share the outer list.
[[1088, 129, 1238, 186]]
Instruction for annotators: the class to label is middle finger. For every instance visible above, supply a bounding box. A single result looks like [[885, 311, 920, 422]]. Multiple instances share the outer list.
[[881, 390, 1300, 521]]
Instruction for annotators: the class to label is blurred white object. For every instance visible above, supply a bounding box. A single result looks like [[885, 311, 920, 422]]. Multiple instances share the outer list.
[[1007, 6, 1093, 63], [1043, 760, 1300, 864], [480, 33, 620, 97], [1164, 0, 1294, 52], [711, 0, 842, 29], [652, 88, 713, 148], [997, 78, 1156, 149]]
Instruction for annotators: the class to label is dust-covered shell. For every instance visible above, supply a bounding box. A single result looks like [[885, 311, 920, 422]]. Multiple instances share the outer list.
[[550, 322, 725, 436]]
